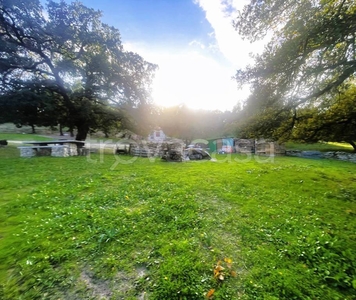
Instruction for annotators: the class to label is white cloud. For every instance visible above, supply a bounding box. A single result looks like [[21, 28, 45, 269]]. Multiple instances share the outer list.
[[193, 0, 264, 68], [123, 0, 267, 112], [188, 40, 206, 49], [111, 1, 271, 112]]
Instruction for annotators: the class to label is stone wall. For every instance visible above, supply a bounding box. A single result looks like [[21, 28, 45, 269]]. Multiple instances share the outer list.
[[286, 150, 356, 163], [19, 144, 78, 157], [129, 140, 185, 158], [233, 139, 286, 155], [323, 151, 356, 162], [67, 143, 78, 156], [234, 139, 255, 153], [255, 140, 286, 155], [51, 146, 70, 157], [19, 147, 37, 157]]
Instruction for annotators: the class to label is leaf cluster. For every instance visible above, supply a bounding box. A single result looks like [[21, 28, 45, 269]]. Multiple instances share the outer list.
[[0, 0, 157, 139], [234, 0, 356, 148]]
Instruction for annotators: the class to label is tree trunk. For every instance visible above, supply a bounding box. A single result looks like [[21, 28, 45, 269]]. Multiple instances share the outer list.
[[59, 124, 64, 136], [69, 126, 74, 137], [348, 141, 356, 152], [31, 124, 36, 134], [76, 124, 89, 141]]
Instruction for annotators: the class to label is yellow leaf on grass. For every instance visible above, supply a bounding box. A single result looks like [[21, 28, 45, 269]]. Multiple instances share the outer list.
[[206, 289, 215, 298], [215, 265, 225, 271], [214, 264, 224, 277], [230, 270, 237, 277], [224, 258, 232, 264]]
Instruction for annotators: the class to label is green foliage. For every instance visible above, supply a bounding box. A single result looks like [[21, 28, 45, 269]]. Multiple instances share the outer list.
[[0, 87, 58, 130], [289, 84, 356, 149], [234, 0, 356, 148], [0, 153, 355, 299], [0, 0, 156, 140], [284, 141, 354, 152]]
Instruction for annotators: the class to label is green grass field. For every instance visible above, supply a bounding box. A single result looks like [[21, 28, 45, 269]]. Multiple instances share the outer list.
[[284, 141, 354, 152], [0, 133, 55, 142], [0, 146, 355, 299]]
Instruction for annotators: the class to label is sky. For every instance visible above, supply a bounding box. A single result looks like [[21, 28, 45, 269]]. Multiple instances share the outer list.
[[61, 0, 265, 111]]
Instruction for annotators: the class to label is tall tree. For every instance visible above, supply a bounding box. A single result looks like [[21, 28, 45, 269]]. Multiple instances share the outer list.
[[0, 0, 156, 140], [0, 82, 59, 132], [234, 0, 356, 149], [291, 83, 356, 149]]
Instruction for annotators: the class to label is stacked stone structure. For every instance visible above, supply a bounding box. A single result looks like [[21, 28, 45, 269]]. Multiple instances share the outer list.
[[18, 141, 82, 157], [129, 139, 185, 160], [255, 140, 286, 155], [234, 139, 255, 153]]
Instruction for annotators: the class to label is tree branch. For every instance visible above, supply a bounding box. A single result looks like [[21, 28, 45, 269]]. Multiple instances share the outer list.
[[295, 66, 355, 107]]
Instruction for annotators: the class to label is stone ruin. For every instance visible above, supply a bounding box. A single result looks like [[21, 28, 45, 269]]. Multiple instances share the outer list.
[[18, 145, 78, 157], [116, 138, 185, 161], [234, 138, 286, 155], [255, 139, 286, 156], [234, 139, 255, 153], [286, 150, 356, 163]]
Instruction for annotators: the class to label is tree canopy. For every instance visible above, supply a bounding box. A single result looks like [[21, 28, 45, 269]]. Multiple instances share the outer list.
[[234, 0, 356, 150], [0, 0, 156, 140]]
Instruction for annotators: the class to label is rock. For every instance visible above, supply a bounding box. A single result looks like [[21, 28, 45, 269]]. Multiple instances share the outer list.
[[287, 149, 356, 163], [130, 139, 185, 161], [301, 151, 322, 158], [285, 150, 302, 157]]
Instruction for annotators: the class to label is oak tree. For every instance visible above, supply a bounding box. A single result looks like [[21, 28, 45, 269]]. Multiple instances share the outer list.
[[0, 0, 156, 140], [234, 0, 356, 150]]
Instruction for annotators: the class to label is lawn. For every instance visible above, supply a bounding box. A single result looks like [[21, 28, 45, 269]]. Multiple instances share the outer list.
[[284, 141, 354, 152], [0, 133, 55, 142], [0, 147, 355, 299]]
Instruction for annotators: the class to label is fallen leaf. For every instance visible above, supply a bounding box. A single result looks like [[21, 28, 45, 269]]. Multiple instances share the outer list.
[[214, 264, 224, 278], [215, 265, 225, 271], [206, 289, 215, 298], [224, 258, 232, 264], [214, 269, 219, 278]]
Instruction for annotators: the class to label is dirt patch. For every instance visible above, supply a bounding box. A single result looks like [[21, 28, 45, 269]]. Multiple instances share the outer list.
[[78, 266, 149, 299], [113, 266, 149, 298], [80, 271, 112, 299]]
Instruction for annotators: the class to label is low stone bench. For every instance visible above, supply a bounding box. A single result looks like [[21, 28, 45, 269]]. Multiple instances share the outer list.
[[18, 145, 73, 157], [18, 140, 85, 157], [78, 147, 91, 156]]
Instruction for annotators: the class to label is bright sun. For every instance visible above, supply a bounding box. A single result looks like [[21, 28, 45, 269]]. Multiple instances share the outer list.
[[150, 51, 245, 111]]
